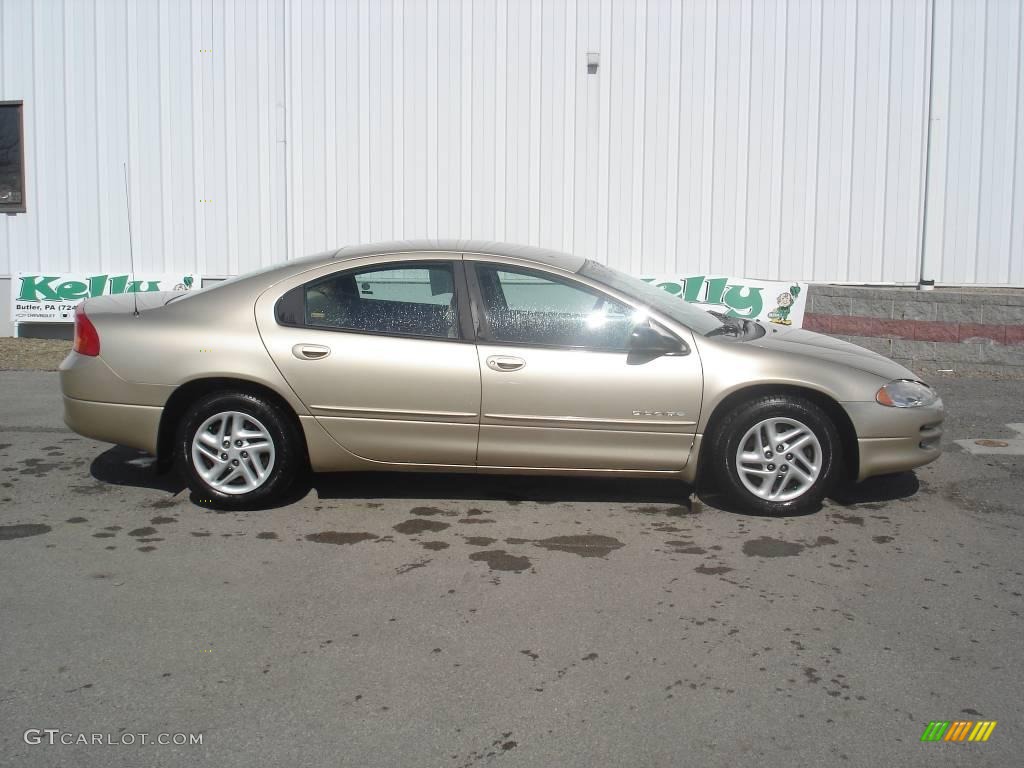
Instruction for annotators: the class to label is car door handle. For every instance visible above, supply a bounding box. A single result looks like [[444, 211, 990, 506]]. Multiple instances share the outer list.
[[486, 355, 525, 372], [292, 344, 331, 360]]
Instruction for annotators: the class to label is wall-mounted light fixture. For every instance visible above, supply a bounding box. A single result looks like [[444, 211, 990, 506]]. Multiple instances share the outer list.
[[586, 52, 600, 75]]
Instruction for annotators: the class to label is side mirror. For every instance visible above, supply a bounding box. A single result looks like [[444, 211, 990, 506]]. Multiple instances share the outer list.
[[629, 324, 686, 356]]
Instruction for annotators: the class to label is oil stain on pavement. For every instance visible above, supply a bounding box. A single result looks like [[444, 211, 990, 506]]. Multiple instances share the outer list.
[[742, 535, 838, 558], [305, 532, 378, 545], [393, 519, 450, 535], [409, 506, 457, 517], [468, 550, 532, 572], [505, 534, 625, 558], [0, 523, 52, 540], [694, 564, 734, 575]]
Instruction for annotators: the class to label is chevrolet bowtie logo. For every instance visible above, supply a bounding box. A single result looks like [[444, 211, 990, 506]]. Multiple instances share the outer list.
[[632, 410, 685, 418]]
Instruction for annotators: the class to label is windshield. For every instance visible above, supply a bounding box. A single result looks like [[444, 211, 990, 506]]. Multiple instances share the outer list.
[[579, 260, 725, 335]]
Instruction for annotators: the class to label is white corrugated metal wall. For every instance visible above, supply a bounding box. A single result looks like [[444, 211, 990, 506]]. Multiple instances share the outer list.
[[0, 0, 1021, 287], [923, 0, 1024, 285]]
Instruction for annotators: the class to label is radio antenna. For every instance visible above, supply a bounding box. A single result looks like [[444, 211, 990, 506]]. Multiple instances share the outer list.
[[123, 162, 139, 317]]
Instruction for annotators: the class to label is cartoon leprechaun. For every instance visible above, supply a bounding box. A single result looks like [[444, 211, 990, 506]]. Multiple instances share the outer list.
[[767, 285, 801, 326]]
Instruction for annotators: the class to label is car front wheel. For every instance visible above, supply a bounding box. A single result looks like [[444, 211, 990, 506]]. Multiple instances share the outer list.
[[711, 394, 841, 515], [177, 391, 301, 509]]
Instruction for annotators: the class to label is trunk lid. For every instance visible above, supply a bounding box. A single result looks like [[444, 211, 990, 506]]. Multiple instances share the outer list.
[[80, 291, 185, 316]]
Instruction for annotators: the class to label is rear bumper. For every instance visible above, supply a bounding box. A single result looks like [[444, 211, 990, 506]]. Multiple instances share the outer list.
[[62, 395, 162, 455], [59, 350, 171, 455]]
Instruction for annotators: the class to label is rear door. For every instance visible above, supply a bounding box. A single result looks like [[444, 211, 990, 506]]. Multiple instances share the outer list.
[[260, 256, 481, 466], [467, 260, 703, 471]]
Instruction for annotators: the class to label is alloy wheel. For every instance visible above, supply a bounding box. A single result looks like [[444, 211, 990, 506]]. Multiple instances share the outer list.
[[735, 417, 823, 502], [190, 411, 276, 495]]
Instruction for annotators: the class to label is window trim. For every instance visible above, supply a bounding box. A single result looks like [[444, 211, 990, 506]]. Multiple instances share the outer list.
[[0, 100, 26, 215], [274, 259, 474, 344], [466, 261, 673, 354]]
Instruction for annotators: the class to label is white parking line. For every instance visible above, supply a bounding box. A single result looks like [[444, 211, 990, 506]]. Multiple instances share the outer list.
[[956, 424, 1024, 455]]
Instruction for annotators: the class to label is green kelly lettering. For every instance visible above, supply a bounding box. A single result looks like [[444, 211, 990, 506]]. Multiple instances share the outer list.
[[655, 281, 682, 296], [127, 280, 161, 293], [704, 277, 728, 306], [682, 276, 706, 303], [17, 275, 60, 301], [88, 275, 108, 297], [56, 281, 89, 300], [108, 275, 129, 294], [722, 285, 763, 318]]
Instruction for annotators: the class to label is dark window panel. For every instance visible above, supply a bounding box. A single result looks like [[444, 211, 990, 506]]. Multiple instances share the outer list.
[[0, 101, 25, 214]]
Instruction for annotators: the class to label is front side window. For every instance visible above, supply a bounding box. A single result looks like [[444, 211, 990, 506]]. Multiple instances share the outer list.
[[475, 264, 637, 350], [301, 263, 459, 339], [0, 101, 26, 214]]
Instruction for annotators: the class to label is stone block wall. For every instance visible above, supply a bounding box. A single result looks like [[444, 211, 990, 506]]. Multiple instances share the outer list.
[[805, 285, 1024, 376]]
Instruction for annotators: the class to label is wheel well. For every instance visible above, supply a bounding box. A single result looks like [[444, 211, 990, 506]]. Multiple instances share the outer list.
[[699, 384, 859, 484], [156, 378, 307, 470]]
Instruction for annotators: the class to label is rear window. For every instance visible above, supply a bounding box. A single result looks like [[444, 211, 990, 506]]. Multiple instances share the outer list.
[[278, 263, 460, 341]]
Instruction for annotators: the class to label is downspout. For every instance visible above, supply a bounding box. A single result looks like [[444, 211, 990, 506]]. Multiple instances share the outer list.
[[917, 0, 938, 290], [281, 0, 291, 262]]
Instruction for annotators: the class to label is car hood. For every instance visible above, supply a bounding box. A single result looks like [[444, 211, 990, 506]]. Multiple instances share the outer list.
[[746, 327, 918, 381]]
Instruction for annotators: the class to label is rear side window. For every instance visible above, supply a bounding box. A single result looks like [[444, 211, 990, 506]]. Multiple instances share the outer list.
[[475, 265, 636, 350], [279, 263, 460, 340]]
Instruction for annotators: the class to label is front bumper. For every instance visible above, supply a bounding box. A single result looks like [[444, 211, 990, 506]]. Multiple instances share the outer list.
[[857, 435, 942, 481], [844, 400, 945, 481]]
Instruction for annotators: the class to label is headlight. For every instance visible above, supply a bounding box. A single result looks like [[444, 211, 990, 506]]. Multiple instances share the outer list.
[[876, 379, 938, 408]]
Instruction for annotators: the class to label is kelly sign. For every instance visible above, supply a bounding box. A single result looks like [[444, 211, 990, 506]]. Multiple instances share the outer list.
[[12, 272, 199, 323], [642, 275, 808, 328]]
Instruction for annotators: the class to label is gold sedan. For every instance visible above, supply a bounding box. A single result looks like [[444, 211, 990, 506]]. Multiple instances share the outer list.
[[59, 241, 944, 514]]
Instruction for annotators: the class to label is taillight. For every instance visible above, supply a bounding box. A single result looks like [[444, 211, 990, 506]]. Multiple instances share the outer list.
[[73, 304, 100, 356]]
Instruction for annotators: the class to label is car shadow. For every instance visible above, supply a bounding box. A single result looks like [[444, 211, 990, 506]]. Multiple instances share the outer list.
[[90, 445, 187, 495], [693, 489, 823, 518], [693, 471, 921, 518], [88, 444, 917, 515], [828, 471, 920, 507], [87, 447, 696, 512], [310, 471, 694, 508]]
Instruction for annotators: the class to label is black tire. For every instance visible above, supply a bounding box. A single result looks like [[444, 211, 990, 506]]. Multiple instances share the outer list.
[[710, 394, 841, 515], [176, 391, 303, 510]]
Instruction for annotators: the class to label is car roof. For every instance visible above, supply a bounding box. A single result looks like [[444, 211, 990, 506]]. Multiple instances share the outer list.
[[183, 241, 588, 307], [330, 240, 586, 273]]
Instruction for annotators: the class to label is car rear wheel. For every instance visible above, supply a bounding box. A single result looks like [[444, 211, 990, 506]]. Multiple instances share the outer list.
[[711, 394, 841, 515], [177, 391, 301, 509]]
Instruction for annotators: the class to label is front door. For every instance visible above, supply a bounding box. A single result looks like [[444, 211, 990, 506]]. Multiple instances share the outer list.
[[468, 261, 703, 471], [261, 258, 481, 466]]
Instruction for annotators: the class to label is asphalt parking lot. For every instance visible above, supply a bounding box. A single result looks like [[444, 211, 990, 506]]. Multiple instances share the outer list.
[[1, 371, 1021, 768]]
